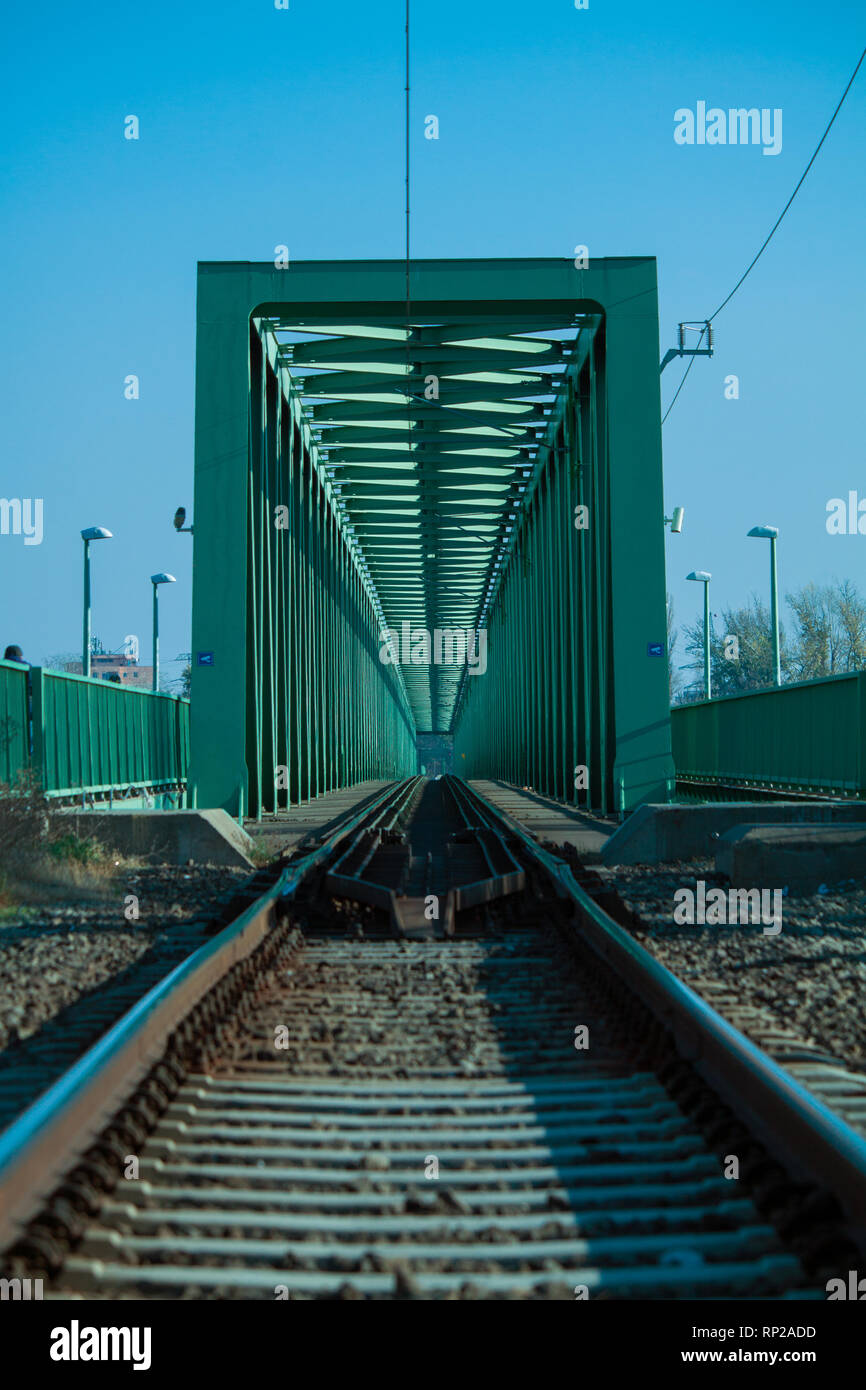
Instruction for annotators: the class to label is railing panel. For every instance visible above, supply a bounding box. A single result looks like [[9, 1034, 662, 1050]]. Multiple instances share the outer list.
[[672, 672, 866, 796], [25, 668, 190, 797], [0, 660, 29, 786]]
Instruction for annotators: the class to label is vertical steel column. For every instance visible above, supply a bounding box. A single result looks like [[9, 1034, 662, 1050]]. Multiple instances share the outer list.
[[246, 327, 263, 821], [605, 266, 675, 807], [589, 337, 608, 814], [552, 435, 566, 802], [577, 369, 592, 807], [290, 418, 301, 805]]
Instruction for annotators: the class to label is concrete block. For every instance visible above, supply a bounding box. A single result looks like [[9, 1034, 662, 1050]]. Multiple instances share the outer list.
[[716, 823, 866, 892], [58, 809, 256, 868], [600, 801, 866, 867]]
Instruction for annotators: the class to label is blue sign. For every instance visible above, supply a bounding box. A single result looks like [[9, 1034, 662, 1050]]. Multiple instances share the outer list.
[[646, 642, 664, 658], [197, 651, 215, 666]]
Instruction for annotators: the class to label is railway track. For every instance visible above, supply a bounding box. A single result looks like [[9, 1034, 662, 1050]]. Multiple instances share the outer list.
[[1, 777, 865, 1300]]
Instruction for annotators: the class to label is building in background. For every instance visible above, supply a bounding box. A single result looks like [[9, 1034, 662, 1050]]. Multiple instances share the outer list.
[[47, 636, 153, 687], [90, 651, 154, 687]]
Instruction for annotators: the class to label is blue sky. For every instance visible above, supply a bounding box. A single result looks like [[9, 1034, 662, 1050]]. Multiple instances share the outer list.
[[1, 0, 864, 684]]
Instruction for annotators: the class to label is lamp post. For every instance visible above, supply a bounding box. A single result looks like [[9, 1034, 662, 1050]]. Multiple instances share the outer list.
[[150, 573, 177, 691], [686, 571, 713, 700], [81, 527, 113, 677], [747, 526, 780, 686]]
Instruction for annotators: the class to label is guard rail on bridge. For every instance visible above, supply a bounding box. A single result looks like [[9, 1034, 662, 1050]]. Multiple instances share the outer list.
[[0, 660, 189, 803], [672, 670, 866, 799]]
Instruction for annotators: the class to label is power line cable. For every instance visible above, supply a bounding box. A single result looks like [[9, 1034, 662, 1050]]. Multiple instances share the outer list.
[[663, 44, 865, 423], [709, 45, 865, 321]]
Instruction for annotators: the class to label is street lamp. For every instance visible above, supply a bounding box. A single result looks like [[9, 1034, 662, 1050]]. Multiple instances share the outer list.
[[81, 527, 113, 678], [686, 571, 713, 700], [747, 525, 780, 686], [150, 573, 177, 691]]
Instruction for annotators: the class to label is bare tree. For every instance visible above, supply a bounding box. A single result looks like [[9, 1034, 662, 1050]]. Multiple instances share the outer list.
[[786, 580, 866, 679], [680, 579, 866, 697], [682, 595, 789, 695], [42, 652, 83, 674]]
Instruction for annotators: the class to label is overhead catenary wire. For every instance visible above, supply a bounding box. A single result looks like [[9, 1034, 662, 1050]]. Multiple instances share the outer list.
[[663, 43, 866, 423]]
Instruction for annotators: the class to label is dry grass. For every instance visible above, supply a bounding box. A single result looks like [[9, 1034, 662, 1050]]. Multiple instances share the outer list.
[[248, 839, 276, 868], [0, 774, 137, 910], [3, 853, 129, 908]]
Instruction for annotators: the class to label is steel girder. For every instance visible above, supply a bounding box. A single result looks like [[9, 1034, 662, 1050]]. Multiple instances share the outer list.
[[190, 258, 674, 815]]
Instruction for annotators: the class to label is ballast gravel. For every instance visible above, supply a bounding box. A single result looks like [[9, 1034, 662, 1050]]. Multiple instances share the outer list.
[[0, 865, 248, 1055], [594, 859, 866, 1077]]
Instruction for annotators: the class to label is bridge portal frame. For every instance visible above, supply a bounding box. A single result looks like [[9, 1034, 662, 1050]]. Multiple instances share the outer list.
[[190, 257, 674, 815]]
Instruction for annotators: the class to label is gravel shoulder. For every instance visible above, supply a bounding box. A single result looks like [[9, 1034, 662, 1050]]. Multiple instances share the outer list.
[[0, 864, 250, 1053], [0, 863, 254, 1129], [590, 859, 866, 1121]]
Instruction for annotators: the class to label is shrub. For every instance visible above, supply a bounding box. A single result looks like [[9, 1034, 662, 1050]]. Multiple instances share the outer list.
[[0, 770, 51, 869], [46, 833, 104, 865]]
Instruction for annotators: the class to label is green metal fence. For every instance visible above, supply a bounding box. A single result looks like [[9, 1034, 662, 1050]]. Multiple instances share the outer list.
[[0, 659, 30, 787], [671, 671, 866, 798], [0, 664, 190, 800]]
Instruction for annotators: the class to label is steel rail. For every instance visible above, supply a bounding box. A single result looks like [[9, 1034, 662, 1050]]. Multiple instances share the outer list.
[[457, 778, 866, 1252], [324, 774, 525, 929], [0, 778, 413, 1253], [439, 775, 526, 910], [322, 775, 423, 913]]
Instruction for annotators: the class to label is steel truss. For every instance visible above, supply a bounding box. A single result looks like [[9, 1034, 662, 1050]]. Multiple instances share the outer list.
[[190, 258, 674, 814]]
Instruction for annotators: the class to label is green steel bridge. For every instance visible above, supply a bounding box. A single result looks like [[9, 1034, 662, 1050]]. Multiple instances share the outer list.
[[188, 256, 674, 819]]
